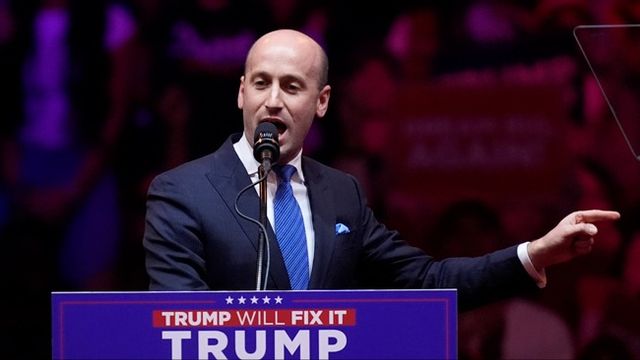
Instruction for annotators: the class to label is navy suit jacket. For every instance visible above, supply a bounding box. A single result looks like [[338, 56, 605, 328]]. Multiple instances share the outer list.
[[144, 134, 537, 310]]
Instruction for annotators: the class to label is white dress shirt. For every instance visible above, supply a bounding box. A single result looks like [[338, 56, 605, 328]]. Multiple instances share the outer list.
[[234, 134, 315, 274]]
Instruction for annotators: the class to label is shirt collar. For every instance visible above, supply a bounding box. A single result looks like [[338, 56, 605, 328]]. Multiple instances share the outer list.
[[233, 132, 305, 183]]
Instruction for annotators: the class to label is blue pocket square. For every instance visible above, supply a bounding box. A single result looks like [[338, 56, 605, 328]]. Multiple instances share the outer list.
[[335, 223, 350, 235]]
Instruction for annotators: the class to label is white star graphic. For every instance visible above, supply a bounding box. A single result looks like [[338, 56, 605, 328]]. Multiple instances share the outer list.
[[275, 296, 283, 304], [262, 295, 271, 304], [225, 296, 234, 304], [250, 296, 259, 304], [238, 296, 246, 304]]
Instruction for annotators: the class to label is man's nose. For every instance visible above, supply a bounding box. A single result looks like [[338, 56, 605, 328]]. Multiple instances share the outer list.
[[265, 86, 283, 110]]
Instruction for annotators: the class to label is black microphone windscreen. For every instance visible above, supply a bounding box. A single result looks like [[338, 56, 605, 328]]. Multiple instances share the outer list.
[[253, 122, 280, 164]]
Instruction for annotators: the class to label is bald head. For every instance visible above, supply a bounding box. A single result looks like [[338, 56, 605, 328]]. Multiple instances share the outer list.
[[245, 29, 329, 89], [238, 28, 332, 165]]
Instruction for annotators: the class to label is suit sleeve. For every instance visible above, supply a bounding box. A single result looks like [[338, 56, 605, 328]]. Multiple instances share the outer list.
[[143, 173, 209, 290], [349, 176, 538, 310]]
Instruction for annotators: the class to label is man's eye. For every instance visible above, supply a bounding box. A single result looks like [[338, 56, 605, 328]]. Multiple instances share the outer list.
[[254, 80, 268, 89], [286, 84, 301, 93]]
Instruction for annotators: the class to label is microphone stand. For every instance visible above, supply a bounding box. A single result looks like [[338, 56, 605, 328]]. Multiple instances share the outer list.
[[255, 164, 268, 290]]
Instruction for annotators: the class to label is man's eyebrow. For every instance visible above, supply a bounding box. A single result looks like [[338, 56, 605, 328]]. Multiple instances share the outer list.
[[248, 72, 307, 86], [248, 71, 270, 81]]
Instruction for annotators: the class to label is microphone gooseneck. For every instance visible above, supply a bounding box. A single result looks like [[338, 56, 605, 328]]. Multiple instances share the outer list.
[[233, 172, 271, 291]]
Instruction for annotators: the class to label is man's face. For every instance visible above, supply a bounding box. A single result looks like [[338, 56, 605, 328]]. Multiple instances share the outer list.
[[238, 33, 330, 164]]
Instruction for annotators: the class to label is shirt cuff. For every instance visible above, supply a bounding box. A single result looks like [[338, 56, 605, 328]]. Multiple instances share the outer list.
[[517, 242, 547, 288]]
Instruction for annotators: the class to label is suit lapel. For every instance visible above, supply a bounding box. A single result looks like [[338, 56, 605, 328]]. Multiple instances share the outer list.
[[204, 135, 290, 289], [303, 158, 337, 289]]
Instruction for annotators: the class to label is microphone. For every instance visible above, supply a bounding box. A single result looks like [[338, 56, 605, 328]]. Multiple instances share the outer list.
[[251, 122, 279, 290], [253, 122, 280, 172]]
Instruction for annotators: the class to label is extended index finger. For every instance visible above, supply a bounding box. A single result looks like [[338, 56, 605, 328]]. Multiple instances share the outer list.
[[575, 210, 621, 223]]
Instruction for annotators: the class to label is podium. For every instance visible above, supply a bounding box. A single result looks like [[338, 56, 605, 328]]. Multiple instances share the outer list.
[[52, 289, 457, 359]]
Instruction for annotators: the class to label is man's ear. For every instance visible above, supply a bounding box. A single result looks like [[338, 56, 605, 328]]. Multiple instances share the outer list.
[[315, 85, 331, 118], [237, 75, 245, 109]]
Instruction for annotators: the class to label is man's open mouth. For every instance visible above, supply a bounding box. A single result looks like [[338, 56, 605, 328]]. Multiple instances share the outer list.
[[261, 118, 287, 134]]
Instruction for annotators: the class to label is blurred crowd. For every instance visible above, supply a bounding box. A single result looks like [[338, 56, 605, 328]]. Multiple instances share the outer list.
[[1, 0, 639, 358]]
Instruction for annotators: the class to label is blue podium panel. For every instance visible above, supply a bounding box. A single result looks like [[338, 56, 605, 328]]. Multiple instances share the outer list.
[[52, 289, 457, 359]]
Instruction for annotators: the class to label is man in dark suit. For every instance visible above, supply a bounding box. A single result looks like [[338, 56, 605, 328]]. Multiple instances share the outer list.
[[143, 29, 620, 310]]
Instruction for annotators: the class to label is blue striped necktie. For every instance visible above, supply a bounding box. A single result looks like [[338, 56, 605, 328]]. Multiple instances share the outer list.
[[273, 165, 309, 290]]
